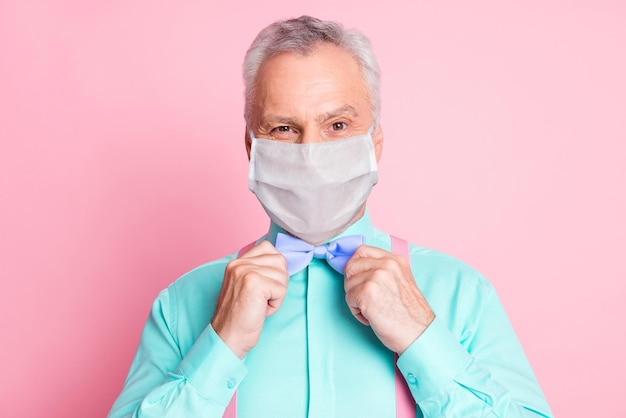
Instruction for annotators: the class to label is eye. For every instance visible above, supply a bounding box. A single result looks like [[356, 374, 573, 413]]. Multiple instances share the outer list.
[[271, 126, 296, 135], [268, 125, 299, 141], [331, 122, 346, 131]]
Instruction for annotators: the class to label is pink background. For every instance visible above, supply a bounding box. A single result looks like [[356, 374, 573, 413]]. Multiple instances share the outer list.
[[1, 1, 624, 417]]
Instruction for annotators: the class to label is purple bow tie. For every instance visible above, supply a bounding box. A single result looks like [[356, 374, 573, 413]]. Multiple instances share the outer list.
[[274, 232, 365, 276]]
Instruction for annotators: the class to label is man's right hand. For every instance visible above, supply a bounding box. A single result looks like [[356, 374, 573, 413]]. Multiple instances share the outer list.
[[211, 240, 289, 359]]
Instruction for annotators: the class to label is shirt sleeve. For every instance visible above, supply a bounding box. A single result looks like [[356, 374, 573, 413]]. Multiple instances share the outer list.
[[107, 288, 247, 418], [396, 280, 553, 417]]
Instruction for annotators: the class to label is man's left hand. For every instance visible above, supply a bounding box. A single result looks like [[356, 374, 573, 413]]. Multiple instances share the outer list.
[[344, 245, 435, 354]]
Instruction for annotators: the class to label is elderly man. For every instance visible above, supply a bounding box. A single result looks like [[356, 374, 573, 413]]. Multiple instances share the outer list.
[[109, 16, 552, 417]]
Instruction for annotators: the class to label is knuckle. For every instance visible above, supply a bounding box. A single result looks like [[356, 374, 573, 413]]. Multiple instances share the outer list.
[[225, 259, 241, 274], [239, 271, 260, 290], [361, 279, 380, 297], [380, 257, 397, 272], [370, 268, 389, 283], [278, 280, 289, 294], [343, 262, 356, 278], [394, 254, 409, 268], [227, 259, 246, 277], [258, 240, 276, 252], [276, 253, 288, 271]]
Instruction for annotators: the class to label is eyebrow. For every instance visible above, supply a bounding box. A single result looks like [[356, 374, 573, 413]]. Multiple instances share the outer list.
[[315, 105, 359, 125], [259, 115, 301, 127], [260, 105, 360, 127]]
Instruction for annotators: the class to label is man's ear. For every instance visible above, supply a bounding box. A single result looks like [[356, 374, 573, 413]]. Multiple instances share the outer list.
[[373, 124, 384, 162], [244, 128, 252, 160]]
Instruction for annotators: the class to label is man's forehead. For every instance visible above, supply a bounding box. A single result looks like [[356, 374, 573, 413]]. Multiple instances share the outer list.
[[248, 42, 373, 129]]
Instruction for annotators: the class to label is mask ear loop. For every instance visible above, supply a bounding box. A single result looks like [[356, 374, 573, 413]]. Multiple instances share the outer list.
[[247, 129, 260, 192], [364, 124, 379, 171]]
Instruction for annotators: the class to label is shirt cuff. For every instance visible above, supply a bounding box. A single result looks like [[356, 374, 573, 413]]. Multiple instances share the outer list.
[[396, 316, 470, 402], [178, 324, 248, 406]]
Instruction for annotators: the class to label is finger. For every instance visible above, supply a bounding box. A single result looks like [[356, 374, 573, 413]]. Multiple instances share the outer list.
[[344, 254, 402, 282], [248, 252, 289, 273], [243, 241, 288, 273], [257, 275, 289, 317], [349, 244, 392, 260], [344, 284, 370, 326], [220, 270, 288, 317], [343, 268, 373, 293], [347, 304, 370, 326], [212, 271, 289, 359], [240, 239, 282, 258], [345, 280, 377, 326], [230, 251, 289, 277], [227, 261, 290, 289]]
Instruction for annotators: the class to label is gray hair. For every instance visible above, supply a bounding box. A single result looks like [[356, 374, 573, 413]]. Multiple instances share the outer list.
[[243, 15, 381, 127]]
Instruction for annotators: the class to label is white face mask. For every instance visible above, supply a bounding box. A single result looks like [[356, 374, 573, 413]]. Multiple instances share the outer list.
[[248, 128, 379, 245]]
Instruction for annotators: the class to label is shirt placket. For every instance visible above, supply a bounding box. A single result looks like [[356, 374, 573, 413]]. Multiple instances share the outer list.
[[306, 258, 338, 418]]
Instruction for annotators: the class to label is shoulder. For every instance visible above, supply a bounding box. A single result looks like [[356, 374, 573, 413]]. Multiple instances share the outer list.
[[373, 227, 488, 287], [404, 240, 498, 338], [408, 243, 489, 288], [406, 241, 493, 300], [167, 251, 238, 297], [150, 250, 239, 351]]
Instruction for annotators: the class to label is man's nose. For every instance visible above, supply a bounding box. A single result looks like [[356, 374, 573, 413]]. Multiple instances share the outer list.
[[299, 129, 324, 144]]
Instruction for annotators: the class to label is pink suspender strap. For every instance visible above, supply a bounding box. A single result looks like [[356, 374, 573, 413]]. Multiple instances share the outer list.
[[237, 241, 256, 257], [223, 237, 416, 417], [391, 235, 417, 417], [223, 392, 237, 418]]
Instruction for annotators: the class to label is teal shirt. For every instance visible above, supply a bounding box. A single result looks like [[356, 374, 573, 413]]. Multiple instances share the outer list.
[[109, 211, 552, 417]]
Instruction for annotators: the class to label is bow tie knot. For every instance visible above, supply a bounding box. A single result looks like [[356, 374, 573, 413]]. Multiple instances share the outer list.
[[275, 232, 364, 276], [313, 245, 329, 259]]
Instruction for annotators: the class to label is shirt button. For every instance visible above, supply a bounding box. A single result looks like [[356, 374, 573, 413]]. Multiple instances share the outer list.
[[406, 373, 417, 386], [226, 378, 237, 389]]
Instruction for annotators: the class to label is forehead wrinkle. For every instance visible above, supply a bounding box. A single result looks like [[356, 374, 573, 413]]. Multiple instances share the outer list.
[[259, 115, 300, 126], [314, 105, 360, 125]]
